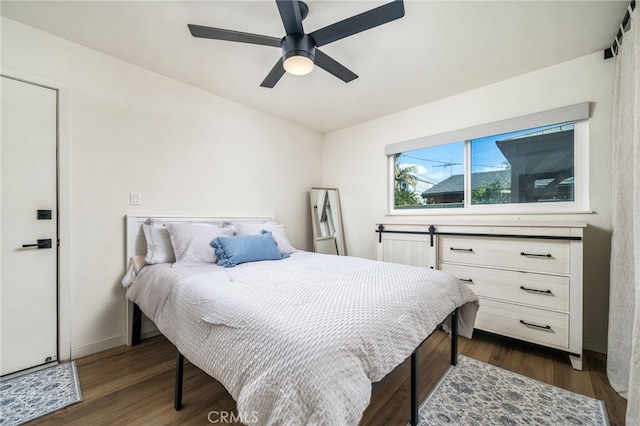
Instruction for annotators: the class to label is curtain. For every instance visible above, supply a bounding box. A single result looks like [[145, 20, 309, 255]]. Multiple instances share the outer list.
[[607, 5, 639, 425]]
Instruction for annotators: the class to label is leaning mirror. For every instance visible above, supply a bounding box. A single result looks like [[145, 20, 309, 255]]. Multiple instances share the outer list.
[[310, 188, 346, 255]]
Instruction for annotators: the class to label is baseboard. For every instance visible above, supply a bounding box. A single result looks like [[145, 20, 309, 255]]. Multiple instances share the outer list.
[[584, 337, 607, 354], [71, 335, 127, 359]]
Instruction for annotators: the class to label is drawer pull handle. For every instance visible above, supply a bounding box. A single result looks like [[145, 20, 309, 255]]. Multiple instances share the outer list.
[[519, 286, 552, 295], [460, 278, 474, 283], [450, 247, 473, 252], [521, 252, 552, 258], [519, 320, 552, 331]]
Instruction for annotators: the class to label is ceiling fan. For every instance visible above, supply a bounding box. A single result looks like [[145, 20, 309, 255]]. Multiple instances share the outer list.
[[188, 0, 405, 88]]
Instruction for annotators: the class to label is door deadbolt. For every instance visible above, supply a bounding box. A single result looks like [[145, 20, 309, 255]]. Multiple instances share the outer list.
[[22, 239, 53, 249]]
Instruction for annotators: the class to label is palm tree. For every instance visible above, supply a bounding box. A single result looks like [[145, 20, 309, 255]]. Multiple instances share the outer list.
[[394, 158, 420, 206], [394, 154, 418, 190], [394, 163, 417, 190]]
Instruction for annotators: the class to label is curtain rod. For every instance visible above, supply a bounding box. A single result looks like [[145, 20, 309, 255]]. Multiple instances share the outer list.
[[604, 0, 636, 59]]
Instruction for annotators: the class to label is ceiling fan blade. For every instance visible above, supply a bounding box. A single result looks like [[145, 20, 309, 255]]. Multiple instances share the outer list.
[[188, 24, 281, 48], [314, 50, 358, 83], [260, 58, 286, 88], [309, 0, 404, 47], [276, 0, 304, 35]]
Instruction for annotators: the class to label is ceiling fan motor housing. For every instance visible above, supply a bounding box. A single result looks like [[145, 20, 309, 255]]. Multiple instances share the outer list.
[[281, 34, 316, 63]]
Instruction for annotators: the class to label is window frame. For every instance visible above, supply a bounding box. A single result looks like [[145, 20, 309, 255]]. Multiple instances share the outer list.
[[387, 104, 590, 215]]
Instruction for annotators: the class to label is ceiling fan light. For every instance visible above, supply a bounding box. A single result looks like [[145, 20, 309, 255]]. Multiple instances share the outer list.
[[283, 55, 315, 76]]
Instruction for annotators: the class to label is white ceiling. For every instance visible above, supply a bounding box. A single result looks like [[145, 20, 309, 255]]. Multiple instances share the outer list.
[[1, 1, 628, 133]]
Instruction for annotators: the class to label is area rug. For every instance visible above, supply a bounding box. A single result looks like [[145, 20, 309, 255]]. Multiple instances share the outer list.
[[0, 362, 82, 426], [418, 355, 609, 425]]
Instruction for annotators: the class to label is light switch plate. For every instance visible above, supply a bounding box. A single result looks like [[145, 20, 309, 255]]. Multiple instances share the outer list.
[[130, 192, 141, 205]]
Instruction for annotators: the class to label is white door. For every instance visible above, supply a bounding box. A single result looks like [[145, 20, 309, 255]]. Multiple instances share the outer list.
[[1, 76, 58, 376]]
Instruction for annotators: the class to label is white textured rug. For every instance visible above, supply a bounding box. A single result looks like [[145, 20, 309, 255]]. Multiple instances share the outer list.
[[418, 355, 609, 425], [0, 362, 82, 426]]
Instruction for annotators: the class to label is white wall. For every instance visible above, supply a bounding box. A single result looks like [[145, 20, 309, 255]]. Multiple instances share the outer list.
[[1, 17, 322, 358], [322, 52, 615, 353]]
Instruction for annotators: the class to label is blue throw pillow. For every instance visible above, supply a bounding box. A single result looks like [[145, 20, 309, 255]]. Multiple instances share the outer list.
[[210, 230, 289, 267]]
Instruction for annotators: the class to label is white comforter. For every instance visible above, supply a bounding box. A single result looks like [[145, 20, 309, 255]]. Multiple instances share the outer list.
[[125, 251, 478, 425]]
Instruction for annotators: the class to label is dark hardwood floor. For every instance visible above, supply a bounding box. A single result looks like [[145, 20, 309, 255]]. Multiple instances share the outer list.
[[29, 330, 627, 425]]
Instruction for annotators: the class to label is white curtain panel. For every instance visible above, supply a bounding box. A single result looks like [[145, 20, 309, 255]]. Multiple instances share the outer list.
[[607, 5, 639, 425]]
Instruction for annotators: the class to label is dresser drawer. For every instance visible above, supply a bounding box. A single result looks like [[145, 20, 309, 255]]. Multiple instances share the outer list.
[[475, 299, 569, 350], [438, 235, 570, 274], [439, 263, 569, 311]]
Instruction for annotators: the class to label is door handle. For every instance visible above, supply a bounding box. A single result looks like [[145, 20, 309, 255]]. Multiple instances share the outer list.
[[22, 239, 52, 249]]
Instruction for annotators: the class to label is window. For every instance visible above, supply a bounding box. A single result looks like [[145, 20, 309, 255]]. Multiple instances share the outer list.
[[395, 142, 465, 209], [387, 104, 589, 214]]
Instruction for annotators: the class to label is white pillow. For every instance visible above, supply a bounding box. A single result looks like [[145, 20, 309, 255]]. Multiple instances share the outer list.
[[232, 220, 296, 254], [142, 219, 175, 264], [166, 222, 234, 267]]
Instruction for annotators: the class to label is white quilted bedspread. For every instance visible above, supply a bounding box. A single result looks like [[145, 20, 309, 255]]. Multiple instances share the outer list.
[[126, 251, 478, 425]]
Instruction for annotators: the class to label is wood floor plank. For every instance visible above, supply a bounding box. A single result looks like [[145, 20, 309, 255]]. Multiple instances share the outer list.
[[587, 352, 628, 425], [27, 329, 627, 425]]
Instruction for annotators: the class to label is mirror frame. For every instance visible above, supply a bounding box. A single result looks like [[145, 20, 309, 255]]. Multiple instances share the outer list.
[[310, 187, 346, 255]]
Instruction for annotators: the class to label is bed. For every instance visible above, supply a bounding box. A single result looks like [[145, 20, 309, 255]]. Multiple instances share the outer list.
[[122, 215, 479, 425]]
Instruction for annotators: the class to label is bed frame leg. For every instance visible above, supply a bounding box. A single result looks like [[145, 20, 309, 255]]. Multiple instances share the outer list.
[[410, 349, 419, 425], [132, 304, 142, 346], [407, 306, 460, 425], [451, 307, 458, 366], [175, 351, 184, 411]]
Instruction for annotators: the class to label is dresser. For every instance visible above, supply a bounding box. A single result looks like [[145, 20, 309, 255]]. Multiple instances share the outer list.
[[375, 222, 585, 370]]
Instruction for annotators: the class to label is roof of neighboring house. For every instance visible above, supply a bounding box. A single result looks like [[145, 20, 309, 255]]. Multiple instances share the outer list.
[[498, 123, 574, 141], [421, 170, 510, 197], [496, 123, 574, 173]]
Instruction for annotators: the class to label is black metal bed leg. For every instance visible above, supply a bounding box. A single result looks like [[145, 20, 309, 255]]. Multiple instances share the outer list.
[[132, 304, 142, 346], [451, 307, 459, 366], [175, 351, 184, 411], [407, 306, 459, 425], [411, 349, 418, 426]]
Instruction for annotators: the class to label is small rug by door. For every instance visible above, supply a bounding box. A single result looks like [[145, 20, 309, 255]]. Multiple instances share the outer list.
[[418, 355, 609, 425], [0, 362, 82, 426]]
